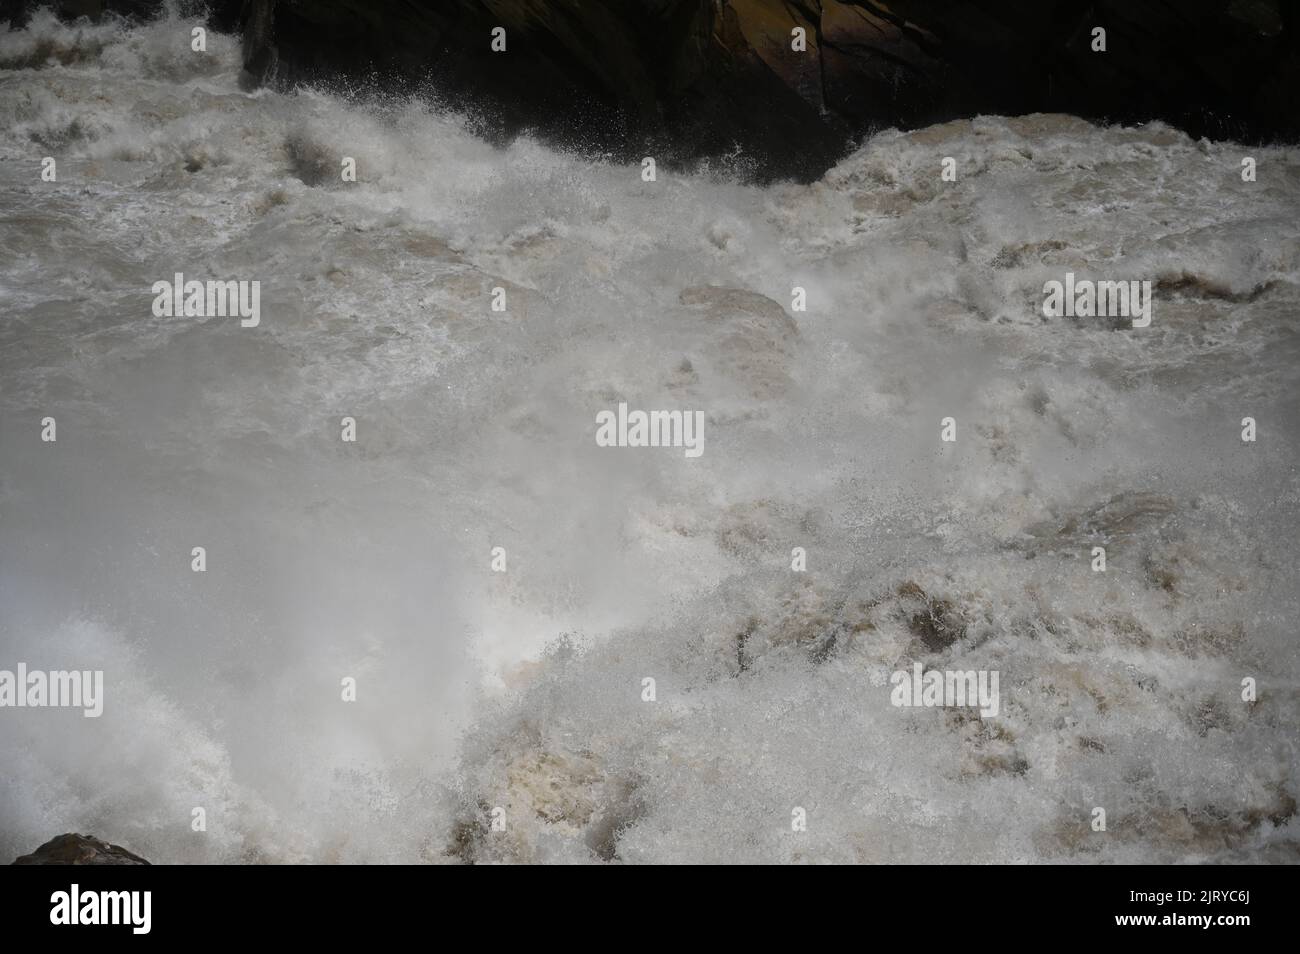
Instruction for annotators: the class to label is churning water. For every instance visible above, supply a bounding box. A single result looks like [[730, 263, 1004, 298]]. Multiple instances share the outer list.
[[1, 10, 1298, 862]]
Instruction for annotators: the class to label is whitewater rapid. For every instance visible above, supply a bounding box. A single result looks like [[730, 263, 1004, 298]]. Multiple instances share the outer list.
[[1, 10, 1298, 863]]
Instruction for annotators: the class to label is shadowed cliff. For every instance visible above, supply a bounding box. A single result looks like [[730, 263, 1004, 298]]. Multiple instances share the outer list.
[[5, 2, 1299, 182]]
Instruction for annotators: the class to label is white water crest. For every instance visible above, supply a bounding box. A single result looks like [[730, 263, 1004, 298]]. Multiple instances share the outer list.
[[2, 10, 1299, 863]]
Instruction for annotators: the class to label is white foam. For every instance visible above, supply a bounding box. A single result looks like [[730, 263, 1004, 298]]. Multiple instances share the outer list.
[[1, 14, 1298, 862]]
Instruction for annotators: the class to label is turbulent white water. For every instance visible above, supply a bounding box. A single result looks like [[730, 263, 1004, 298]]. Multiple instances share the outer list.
[[1, 11, 1298, 863]]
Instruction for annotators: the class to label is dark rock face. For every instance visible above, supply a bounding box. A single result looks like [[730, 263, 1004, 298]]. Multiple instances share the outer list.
[[5, 1, 1298, 179], [230, 0, 1300, 180], [0, 0, 181, 25], [11, 833, 151, 865]]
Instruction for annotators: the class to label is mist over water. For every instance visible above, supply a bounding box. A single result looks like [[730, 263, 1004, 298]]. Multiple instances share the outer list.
[[1, 11, 1298, 862]]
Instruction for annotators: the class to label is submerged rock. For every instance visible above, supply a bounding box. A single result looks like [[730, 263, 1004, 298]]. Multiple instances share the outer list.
[[678, 285, 800, 398], [11, 833, 151, 865]]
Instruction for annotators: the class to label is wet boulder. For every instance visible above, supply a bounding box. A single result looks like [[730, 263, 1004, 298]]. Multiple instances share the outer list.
[[11, 833, 151, 865]]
